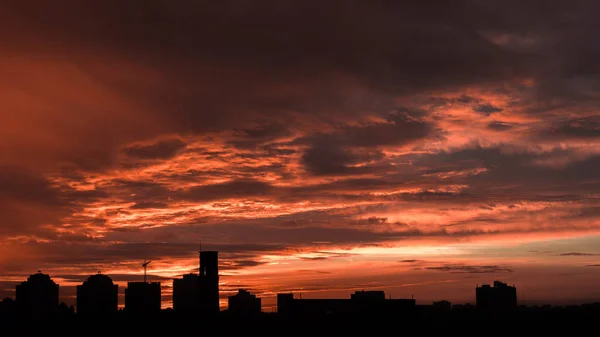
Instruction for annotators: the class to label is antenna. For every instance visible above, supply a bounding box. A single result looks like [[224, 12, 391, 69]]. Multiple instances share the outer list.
[[198, 242, 202, 276], [142, 260, 152, 283]]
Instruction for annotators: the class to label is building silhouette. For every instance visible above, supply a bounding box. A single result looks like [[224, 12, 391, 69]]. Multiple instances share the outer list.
[[125, 282, 161, 315], [277, 290, 416, 317], [476, 281, 517, 310], [432, 300, 452, 311], [228, 289, 261, 316], [172, 249, 220, 315], [15, 271, 59, 319], [0, 298, 16, 318], [76, 273, 118, 316], [173, 273, 200, 313], [199, 250, 219, 314]]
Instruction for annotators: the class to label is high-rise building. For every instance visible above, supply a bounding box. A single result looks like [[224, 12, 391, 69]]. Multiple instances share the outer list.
[[228, 289, 261, 316], [199, 251, 219, 314], [125, 282, 161, 315], [76, 273, 118, 316], [476, 281, 517, 310], [172, 248, 220, 315], [15, 271, 59, 319]]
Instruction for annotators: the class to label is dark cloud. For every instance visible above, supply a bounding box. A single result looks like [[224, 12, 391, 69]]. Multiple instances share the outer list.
[[399, 259, 421, 263], [11, 241, 284, 269], [424, 264, 513, 273], [0, 166, 65, 206], [541, 116, 600, 140], [487, 121, 515, 131], [0, 166, 71, 235], [560, 252, 598, 256], [300, 142, 382, 176], [129, 202, 169, 210], [473, 103, 503, 115], [421, 146, 600, 196], [123, 138, 187, 160], [178, 179, 274, 202]]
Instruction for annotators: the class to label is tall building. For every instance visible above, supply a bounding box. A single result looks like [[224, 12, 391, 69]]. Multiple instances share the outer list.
[[125, 282, 161, 315], [228, 289, 261, 316], [76, 273, 118, 316], [476, 281, 517, 310], [172, 248, 220, 315], [199, 250, 219, 314], [15, 271, 59, 319]]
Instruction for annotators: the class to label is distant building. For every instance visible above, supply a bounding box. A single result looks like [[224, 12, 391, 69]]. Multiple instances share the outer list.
[[432, 300, 452, 311], [351, 290, 386, 301], [125, 282, 161, 315], [228, 289, 261, 316], [76, 273, 118, 316], [172, 249, 220, 315], [476, 281, 517, 310], [277, 290, 416, 317], [15, 271, 59, 319], [0, 298, 16, 317]]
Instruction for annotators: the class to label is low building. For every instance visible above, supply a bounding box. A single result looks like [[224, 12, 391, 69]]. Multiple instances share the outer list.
[[125, 282, 161, 315], [228, 289, 261, 316]]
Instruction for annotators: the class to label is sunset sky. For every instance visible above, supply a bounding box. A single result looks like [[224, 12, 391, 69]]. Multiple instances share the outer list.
[[1, 0, 600, 311]]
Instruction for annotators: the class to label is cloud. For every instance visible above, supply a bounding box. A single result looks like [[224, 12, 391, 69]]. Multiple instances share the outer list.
[[123, 138, 187, 160], [129, 202, 170, 210], [487, 121, 515, 131], [540, 116, 600, 140], [560, 252, 598, 256], [473, 103, 503, 115], [178, 179, 275, 202], [424, 264, 513, 274]]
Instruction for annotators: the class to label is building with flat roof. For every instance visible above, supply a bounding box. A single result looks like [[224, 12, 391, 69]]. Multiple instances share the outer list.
[[476, 281, 517, 310], [125, 282, 161, 315], [277, 290, 416, 317]]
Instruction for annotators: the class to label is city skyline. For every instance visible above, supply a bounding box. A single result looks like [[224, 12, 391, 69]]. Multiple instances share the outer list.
[[2, 0, 600, 311], [1, 247, 596, 312], [1, 255, 526, 314]]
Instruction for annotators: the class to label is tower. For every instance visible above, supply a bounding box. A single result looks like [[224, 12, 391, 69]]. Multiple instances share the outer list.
[[199, 250, 219, 314]]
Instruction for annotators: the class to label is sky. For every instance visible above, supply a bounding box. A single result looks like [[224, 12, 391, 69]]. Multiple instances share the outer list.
[[1, 0, 600, 311]]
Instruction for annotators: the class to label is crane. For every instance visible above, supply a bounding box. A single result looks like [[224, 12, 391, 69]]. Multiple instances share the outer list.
[[142, 260, 152, 283]]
